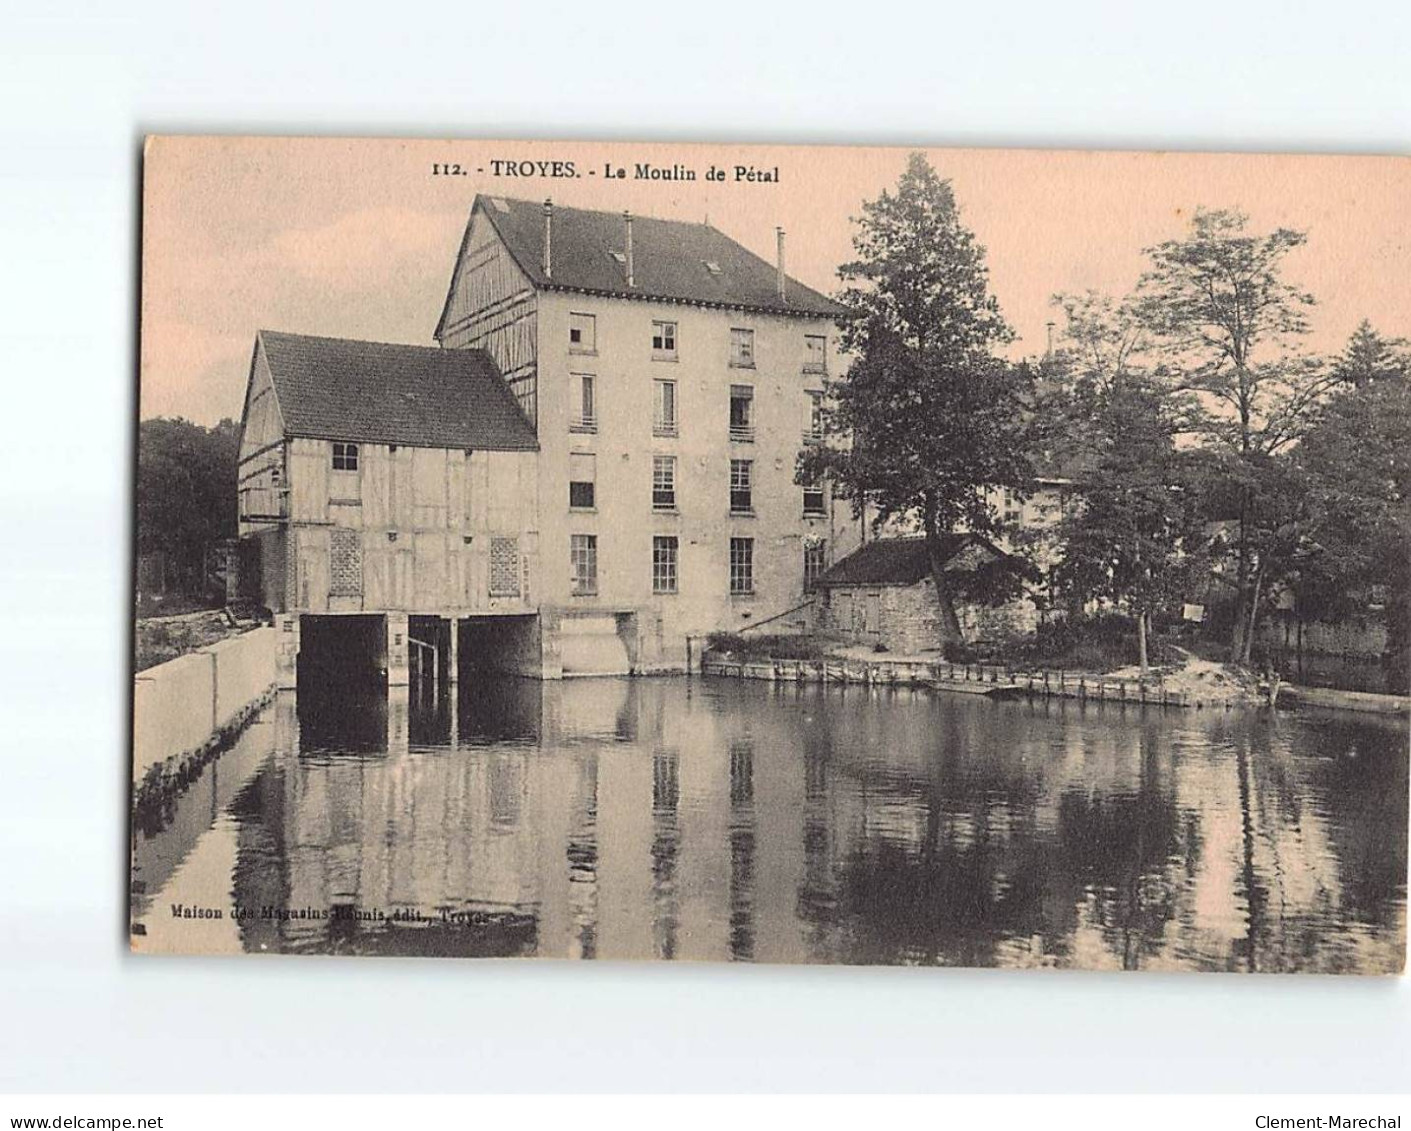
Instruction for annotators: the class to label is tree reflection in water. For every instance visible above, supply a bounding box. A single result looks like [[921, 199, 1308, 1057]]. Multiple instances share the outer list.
[[134, 676, 1406, 972]]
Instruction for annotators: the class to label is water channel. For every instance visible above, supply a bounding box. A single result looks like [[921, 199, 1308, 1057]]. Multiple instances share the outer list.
[[131, 676, 1408, 973]]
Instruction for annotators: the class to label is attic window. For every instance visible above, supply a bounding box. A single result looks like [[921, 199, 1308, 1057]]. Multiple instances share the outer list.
[[703, 261, 722, 275], [569, 312, 596, 353]]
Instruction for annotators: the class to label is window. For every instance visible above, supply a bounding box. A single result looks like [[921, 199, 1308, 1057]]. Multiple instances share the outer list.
[[652, 536, 678, 594], [571, 534, 598, 595], [1001, 487, 1022, 523], [652, 455, 676, 510], [569, 312, 596, 353], [332, 442, 359, 471], [804, 390, 824, 442], [802, 479, 826, 516], [804, 334, 827, 374], [729, 537, 754, 595], [729, 459, 753, 514], [572, 374, 596, 432], [652, 320, 677, 358], [729, 385, 754, 441], [804, 540, 827, 592], [569, 452, 596, 510], [489, 537, 521, 597], [730, 327, 755, 368], [653, 378, 677, 436]]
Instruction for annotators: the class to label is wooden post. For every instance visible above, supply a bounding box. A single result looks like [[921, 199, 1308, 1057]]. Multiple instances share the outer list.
[[386, 612, 410, 687]]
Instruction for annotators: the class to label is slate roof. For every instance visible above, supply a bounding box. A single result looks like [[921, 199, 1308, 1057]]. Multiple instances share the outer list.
[[816, 535, 995, 588], [257, 330, 538, 451], [444, 195, 849, 327]]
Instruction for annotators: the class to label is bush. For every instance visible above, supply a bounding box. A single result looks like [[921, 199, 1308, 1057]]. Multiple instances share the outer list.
[[704, 632, 826, 661], [1006, 613, 1180, 671], [943, 640, 983, 664]]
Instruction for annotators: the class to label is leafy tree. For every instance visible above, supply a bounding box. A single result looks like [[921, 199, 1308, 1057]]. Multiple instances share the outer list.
[[801, 153, 1034, 642], [1133, 209, 1337, 664], [136, 417, 240, 596], [1047, 296, 1205, 673], [1297, 327, 1411, 691]]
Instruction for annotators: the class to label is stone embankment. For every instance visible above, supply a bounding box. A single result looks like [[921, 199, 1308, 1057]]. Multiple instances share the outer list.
[[703, 646, 1410, 716], [132, 626, 277, 814]]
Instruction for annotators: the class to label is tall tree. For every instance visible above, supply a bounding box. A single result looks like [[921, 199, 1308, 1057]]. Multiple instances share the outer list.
[[1332, 319, 1409, 387], [801, 153, 1033, 642], [1133, 208, 1336, 663], [1297, 325, 1411, 691], [1047, 293, 1204, 673]]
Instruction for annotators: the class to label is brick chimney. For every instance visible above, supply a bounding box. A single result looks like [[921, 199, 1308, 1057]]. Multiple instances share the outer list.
[[776, 227, 787, 303], [542, 198, 553, 279], [624, 210, 635, 287]]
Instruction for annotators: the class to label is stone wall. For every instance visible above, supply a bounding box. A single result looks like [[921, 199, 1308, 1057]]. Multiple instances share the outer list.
[[1260, 615, 1388, 658], [207, 629, 277, 729], [132, 627, 277, 786], [816, 578, 1035, 655], [959, 595, 1038, 645]]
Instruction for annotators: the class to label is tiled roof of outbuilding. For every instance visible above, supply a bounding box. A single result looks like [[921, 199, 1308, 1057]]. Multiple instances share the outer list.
[[257, 330, 538, 451], [444, 194, 848, 327], [816, 534, 994, 588]]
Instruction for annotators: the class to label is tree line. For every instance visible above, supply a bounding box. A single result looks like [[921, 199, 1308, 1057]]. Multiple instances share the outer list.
[[135, 416, 241, 602], [802, 153, 1410, 690]]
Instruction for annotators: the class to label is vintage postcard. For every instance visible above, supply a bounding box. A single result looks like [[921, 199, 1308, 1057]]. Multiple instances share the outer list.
[[132, 137, 1409, 972]]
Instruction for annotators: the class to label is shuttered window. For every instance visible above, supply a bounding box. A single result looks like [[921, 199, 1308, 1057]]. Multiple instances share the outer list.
[[489, 536, 521, 597], [330, 528, 362, 596]]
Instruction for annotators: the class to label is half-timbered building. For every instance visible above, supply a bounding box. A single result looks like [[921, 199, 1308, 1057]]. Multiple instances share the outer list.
[[238, 195, 853, 683], [237, 330, 541, 686]]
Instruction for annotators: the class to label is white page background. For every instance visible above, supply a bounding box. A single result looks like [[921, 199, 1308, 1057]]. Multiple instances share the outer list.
[[0, 0, 1407, 1095]]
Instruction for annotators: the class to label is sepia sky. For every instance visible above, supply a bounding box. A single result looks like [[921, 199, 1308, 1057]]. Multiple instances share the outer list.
[[141, 137, 1411, 425]]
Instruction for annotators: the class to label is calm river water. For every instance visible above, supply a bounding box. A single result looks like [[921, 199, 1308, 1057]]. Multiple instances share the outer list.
[[132, 677, 1408, 972]]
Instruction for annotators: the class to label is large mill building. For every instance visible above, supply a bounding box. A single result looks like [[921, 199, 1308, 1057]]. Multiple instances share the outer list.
[[237, 195, 854, 685]]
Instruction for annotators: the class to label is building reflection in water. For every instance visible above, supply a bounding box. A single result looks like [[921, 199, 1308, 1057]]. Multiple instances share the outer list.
[[136, 674, 1407, 972]]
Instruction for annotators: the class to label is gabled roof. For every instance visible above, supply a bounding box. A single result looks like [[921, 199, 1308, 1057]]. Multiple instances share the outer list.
[[816, 534, 1000, 588], [256, 330, 538, 452], [445, 194, 849, 325]]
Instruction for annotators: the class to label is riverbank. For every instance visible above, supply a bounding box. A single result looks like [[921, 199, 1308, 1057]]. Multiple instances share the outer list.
[[706, 643, 1410, 716], [135, 607, 260, 672]]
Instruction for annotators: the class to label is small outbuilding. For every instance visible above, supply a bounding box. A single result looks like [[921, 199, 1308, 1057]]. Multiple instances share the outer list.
[[812, 534, 1036, 654]]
